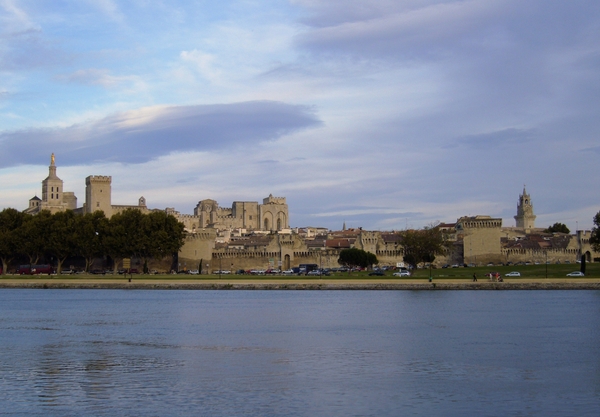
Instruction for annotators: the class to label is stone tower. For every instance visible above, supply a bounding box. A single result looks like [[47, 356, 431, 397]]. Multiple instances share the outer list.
[[85, 175, 112, 216], [514, 186, 536, 232], [41, 153, 64, 211], [260, 194, 289, 231]]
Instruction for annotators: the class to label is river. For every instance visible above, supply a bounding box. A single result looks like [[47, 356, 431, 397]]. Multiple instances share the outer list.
[[1, 289, 599, 416]]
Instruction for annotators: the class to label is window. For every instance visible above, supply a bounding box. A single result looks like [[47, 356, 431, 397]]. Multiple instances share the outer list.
[[97, 202, 100, 207], [249, 215, 252, 220]]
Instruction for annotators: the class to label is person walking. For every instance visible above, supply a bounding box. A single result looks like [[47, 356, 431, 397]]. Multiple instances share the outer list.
[[472, 273, 477, 282]]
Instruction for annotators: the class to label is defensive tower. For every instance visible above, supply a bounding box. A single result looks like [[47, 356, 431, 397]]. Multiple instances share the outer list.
[[85, 175, 112, 216]]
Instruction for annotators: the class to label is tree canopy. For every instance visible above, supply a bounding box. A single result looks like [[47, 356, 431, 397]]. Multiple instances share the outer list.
[[0, 208, 186, 274], [338, 248, 378, 269], [399, 224, 447, 270], [0, 208, 27, 274], [544, 222, 570, 234], [73, 211, 109, 272], [591, 211, 600, 253]]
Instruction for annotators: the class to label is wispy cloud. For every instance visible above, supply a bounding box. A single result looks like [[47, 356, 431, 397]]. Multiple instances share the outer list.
[[55, 68, 145, 89], [452, 128, 536, 151]]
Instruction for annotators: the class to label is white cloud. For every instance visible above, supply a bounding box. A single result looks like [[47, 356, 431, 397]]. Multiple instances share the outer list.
[[82, 0, 125, 23], [0, 0, 40, 35], [56, 68, 146, 90], [180, 50, 221, 82]]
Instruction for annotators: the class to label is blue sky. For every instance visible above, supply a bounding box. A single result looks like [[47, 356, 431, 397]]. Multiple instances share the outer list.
[[1, 0, 599, 231]]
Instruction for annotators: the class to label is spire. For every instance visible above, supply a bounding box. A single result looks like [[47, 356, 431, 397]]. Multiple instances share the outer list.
[[47, 153, 58, 179], [343, 221, 346, 231]]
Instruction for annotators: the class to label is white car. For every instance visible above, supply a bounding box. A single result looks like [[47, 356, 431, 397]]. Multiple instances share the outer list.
[[393, 271, 410, 277], [505, 271, 521, 277], [566, 271, 584, 277]]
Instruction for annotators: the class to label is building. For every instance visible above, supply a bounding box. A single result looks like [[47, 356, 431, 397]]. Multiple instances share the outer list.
[[25, 154, 77, 214], [22, 155, 597, 270], [514, 186, 537, 232]]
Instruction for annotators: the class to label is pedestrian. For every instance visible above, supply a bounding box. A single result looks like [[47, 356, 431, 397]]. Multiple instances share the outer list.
[[472, 273, 477, 282]]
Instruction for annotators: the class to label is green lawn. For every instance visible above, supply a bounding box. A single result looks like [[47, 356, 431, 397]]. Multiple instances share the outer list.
[[1, 263, 596, 280], [406, 263, 598, 279]]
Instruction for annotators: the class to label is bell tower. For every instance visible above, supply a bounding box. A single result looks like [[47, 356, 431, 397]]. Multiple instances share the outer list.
[[514, 186, 536, 232], [40, 153, 66, 213]]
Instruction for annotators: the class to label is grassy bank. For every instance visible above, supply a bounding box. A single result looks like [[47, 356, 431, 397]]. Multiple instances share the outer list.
[[0, 262, 597, 281], [406, 263, 598, 279]]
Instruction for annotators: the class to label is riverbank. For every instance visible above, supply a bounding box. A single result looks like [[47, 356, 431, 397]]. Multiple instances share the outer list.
[[1, 277, 600, 290]]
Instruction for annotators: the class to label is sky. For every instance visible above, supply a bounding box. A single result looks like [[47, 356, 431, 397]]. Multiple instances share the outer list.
[[1, 0, 599, 232]]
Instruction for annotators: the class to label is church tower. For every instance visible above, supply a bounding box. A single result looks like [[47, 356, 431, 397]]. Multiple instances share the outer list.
[[514, 186, 536, 232], [40, 153, 66, 213]]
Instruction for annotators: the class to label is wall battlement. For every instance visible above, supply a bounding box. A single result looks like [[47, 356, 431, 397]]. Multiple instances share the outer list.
[[86, 175, 112, 184]]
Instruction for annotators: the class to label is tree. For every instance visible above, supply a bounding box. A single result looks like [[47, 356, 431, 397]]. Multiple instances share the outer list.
[[544, 222, 570, 234], [137, 210, 185, 273], [104, 209, 186, 273], [104, 209, 145, 272], [0, 208, 26, 274], [590, 211, 600, 253], [399, 224, 447, 271], [142, 211, 186, 261], [74, 211, 109, 272], [338, 248, 378, 269], [46, 210, 78, 274], [18, 210, 52, 265]]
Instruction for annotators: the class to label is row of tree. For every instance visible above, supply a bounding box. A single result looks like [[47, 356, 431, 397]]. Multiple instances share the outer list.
[[0, 208, 186, 274]]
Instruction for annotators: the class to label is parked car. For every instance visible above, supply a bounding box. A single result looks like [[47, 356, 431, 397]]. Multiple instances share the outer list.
[[566, 271, 584, 277], [393, 271, 410, 277], [505, 271, 521, 277], [188, 269, 199, 275], [368, 271, 385, 276]]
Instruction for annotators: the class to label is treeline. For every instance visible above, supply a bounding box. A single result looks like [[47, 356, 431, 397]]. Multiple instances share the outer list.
[[0, 208, 186, 274]]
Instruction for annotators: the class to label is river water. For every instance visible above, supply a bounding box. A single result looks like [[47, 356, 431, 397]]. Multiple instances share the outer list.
[[1, 289, 599, 416]]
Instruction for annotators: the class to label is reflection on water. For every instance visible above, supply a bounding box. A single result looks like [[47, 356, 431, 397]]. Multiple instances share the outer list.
[[0, 289, 599, 416]]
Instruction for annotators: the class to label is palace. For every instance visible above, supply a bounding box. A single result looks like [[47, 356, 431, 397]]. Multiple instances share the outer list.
[[22, 155, 598, 272], [25, 154, 289, 231]]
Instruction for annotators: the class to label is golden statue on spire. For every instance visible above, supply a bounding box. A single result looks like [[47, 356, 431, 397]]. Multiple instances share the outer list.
[[51, 153, 55, 165]]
